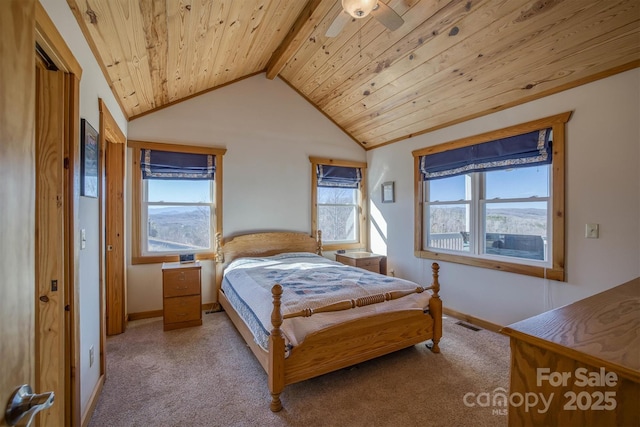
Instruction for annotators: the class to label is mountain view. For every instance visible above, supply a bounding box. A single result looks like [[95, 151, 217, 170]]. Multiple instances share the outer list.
[[147, 206, 211, 251]]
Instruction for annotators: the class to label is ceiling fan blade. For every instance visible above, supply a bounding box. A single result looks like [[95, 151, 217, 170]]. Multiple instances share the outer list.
[[370, 1, 404, 31], [326, 11, 351, 37]]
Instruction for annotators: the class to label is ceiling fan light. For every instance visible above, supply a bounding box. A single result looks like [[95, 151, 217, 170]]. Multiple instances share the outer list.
[[342, 0, 378, 19]]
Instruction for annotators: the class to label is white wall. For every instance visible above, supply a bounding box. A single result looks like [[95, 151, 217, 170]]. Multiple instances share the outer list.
[[127, 74, 364, 313], [368, 68, 640, 326], [39, 0, 128, 416]]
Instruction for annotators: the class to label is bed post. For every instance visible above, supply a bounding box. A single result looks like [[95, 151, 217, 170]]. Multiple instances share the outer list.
[[268, 284, 285, 412], [428, 263, 442, 353], [316, 230, 323, 255]]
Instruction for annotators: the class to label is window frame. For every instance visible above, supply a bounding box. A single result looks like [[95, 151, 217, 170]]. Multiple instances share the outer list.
[[130, 140, 226, 265], [412, 112, 571, 281], [310, 156, 367, 252]]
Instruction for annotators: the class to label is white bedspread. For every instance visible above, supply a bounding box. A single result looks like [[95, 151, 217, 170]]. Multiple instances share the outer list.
[[221, 252, 432, 351]]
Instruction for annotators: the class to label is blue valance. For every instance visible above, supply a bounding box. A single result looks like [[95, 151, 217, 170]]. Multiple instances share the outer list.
[[317, 165, 362, 188], [141, 149, 215, 180], [420, 128, 552, 181]]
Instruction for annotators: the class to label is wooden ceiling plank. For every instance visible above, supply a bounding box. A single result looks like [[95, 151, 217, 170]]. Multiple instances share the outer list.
[[84, 0, 155, 116], [165, 1, 197, 102], [336, 0, 609, 132], [265, 0, 336, 80], [287, 0, 416, 96], [359, 31, 640, 146], [66, 0, 135, 116], [313, 0, 484, 115], [348, 0, 638, 141], [224, 0, 279, 82], [86, 0, 157, 115], [193, 1, 229, 91], [294, 0, 439, 97], [277, 0, 348, 81], [324, 0, 525, 121], [208, 1, 249, 87], [242, 0, 299, 72], [315, 0, 500, 115], [138, 0, 169, 109], [367, 56, 640, 148]]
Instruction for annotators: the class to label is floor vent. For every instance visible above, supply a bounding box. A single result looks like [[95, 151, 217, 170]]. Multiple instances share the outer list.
[[455, 321, 482, 332]]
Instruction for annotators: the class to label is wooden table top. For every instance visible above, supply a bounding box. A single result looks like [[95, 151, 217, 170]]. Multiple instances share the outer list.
[[502, 277, 640, 382]]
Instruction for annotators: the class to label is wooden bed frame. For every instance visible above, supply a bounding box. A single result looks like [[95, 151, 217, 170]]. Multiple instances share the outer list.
[[214, 231, 442, 411]]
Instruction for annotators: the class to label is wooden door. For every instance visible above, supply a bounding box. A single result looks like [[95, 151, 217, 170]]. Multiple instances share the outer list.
[[35, 53, 67, 426], [102, 102, 127, 336], [0, 1, 37, 425]]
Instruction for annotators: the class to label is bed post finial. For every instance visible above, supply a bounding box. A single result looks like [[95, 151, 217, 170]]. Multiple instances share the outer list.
[[431, 262, 440, 299], [269, 284, 285, 412], [316, 230, 323, 255], [214, 232, 224, 263]]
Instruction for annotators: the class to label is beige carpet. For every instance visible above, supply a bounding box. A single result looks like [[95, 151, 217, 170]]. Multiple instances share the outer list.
[[89, 312, 510, 427]]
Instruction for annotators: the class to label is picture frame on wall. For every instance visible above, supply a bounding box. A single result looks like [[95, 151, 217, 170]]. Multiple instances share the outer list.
[[81, 118, 99, 198], [381, 181, 395, 203]]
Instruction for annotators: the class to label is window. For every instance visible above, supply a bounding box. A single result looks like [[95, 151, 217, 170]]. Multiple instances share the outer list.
[[130, 140, 226, 264], [413, 112, 571, 280], [310, 157, 367, 251]]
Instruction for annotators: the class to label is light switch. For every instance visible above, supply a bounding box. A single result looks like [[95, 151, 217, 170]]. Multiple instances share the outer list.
[[585, 223, 599, 239], [81, 228, 86, 249]]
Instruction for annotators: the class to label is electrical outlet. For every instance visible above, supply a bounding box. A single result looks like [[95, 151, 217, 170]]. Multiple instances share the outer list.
[[585, 223, 599, 239], [89, 346, 94, 367]]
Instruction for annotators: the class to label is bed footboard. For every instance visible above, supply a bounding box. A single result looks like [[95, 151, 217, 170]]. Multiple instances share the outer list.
[[267, 262, 442, 412]]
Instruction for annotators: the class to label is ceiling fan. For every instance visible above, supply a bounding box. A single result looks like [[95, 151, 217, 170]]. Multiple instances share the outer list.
[[326, 0, 404, 37]]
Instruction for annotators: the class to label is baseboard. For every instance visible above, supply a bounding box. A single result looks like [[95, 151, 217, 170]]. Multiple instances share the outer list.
[[128, 310, 163, 321], [81, 374, 104, 427], [443, 307, 503, 333], [128, 303, 220, 321]]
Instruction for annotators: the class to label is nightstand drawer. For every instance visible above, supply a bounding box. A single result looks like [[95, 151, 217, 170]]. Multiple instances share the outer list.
[[163, 269, 200, 297], [336, 252, 387, 275], [164, 295, 201, 323], [356, 259, 380, 273]]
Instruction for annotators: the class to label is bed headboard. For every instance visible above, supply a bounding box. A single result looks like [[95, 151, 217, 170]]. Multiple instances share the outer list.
[[213, 231, 322, 300]]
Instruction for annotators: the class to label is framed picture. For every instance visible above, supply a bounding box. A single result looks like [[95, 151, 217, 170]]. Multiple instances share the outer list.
[[381, 181, 395, 203], [81, 119, 99, 198]]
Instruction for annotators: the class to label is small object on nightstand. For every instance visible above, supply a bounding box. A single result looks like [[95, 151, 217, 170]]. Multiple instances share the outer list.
[[162, 261, 202, 331], [179, 253, 195, 263], [335, 252, 387, 275]]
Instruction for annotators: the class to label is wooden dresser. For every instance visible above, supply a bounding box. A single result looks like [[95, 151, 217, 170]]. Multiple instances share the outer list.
[[501, 278, 639, 426], [335, 252, 387, 275], [161, 262, 202, 331]]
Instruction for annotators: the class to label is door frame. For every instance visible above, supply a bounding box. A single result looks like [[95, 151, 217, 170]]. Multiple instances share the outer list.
[[99, 99, 127, 336], [98, 98, 127, 335], [35, 3, 83, 426]]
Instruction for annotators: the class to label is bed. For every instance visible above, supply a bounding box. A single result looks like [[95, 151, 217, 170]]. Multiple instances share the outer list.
[[213, 231, 442, 411]]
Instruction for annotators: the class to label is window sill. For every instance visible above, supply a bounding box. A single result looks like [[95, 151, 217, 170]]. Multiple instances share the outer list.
[[415, 249, 565, 281], [132, 252, 215, 265]]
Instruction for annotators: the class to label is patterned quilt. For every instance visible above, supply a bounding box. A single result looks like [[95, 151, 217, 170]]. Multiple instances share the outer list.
[[222, 252, 431, 351]]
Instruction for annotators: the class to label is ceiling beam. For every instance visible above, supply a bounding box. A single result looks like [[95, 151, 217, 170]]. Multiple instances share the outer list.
[[265, 0, 336, 80]]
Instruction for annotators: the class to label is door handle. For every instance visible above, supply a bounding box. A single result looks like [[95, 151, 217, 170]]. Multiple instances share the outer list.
[[4, 384, 54, 427]]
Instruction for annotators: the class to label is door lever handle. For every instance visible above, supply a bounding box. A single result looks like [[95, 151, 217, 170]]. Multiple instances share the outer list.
[[5, 384, 54, 427]]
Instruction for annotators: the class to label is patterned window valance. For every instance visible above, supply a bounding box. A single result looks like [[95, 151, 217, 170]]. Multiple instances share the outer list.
[[317, 165, 362, 188], [420, 128, 552, 181], [140, 149, 215, 180]]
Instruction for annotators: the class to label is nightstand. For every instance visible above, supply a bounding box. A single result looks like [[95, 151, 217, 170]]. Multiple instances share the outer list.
[[162, 261, 202, 331], [335, 252, 387, 275]]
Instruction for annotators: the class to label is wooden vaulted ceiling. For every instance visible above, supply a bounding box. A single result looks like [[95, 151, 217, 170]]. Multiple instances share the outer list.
[[67, 0, 640, 149]]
